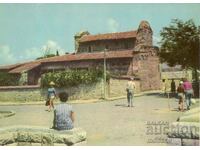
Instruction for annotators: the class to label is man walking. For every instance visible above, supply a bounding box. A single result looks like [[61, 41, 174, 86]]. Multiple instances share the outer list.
[[183, 78, 194, 110], [126, 77, 136, 107]]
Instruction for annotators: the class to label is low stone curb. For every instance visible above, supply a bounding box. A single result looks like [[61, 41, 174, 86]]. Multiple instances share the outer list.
[[167, 122, 199, 139], [0, 125, 87, 146], [167, 105, 200, 146]]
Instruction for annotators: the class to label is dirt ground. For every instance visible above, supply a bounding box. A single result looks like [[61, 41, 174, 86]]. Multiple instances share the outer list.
[[0, 94, 184, 146]]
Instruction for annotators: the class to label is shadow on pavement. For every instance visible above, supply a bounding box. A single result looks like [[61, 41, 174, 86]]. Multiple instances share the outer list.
[[115, 104, 135, 108], [115, 104, 128, 107]]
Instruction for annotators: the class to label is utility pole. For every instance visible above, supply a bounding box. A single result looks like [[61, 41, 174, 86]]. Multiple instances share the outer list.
[[103, 48, 107, 99]]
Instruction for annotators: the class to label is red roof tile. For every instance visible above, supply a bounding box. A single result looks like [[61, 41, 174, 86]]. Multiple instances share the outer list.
[[79, 30, 137, 43], [42, 50, 138, 63], [0, 63, 23, 70], [9, 62, 41, 73], [3, 50, 142, 73]]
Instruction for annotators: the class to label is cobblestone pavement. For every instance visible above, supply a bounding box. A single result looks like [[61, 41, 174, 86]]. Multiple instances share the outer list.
[[0, 94, 184, 146]]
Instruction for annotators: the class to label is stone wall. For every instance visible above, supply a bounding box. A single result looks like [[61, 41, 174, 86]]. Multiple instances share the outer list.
[[0, 126, 86, 146], [0, 78, 141, 102], [0, 86, 44, 102], [137, 51, 161, 91], [54, 81, 103, 100], [108, 78, 140, 97], [28, 66, 41, 85]]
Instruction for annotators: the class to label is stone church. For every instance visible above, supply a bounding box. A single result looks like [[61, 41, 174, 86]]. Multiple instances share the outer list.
[[0, 20, 161, 91]]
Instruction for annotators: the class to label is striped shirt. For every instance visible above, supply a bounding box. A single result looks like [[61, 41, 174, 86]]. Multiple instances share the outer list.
[[53, 103, 74, 130]]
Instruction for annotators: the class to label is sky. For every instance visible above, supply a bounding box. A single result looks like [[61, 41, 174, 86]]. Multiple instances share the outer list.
[[0, 3, 200, 65]]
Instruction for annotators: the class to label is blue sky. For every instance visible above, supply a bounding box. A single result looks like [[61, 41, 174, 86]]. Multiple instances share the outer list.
[[0, 3, 200, 65]]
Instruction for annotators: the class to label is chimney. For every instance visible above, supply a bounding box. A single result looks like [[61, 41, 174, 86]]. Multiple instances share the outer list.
[[74, 31, 90, 53]]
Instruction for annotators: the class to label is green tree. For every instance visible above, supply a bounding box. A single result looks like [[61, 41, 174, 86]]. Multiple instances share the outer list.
[[160, 19, 199, 73], [159, 19, 200, 97], [159, 19, 199, 69]]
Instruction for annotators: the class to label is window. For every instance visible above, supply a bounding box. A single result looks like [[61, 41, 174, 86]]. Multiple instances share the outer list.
[[125, 42, 129, 49], [88, 46, 92, 52]]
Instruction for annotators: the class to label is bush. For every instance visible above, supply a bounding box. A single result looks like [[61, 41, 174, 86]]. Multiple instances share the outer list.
[[0, 72, 20, 86], [41, 69, 110, 88]]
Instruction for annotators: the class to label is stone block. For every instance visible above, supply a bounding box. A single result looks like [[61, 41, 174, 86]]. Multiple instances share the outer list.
[[182, 139, 200, 146], [17, 131, 29, 142], [6, 143, 18, 146], [0, 126, 86, 146], [0, 132, 15, 146], [41, 133, 54, 146], [167, 138, 182, 146], [167, 122, 200, 139], [53, 128, 86, 146], [28, 132, 42, 143]]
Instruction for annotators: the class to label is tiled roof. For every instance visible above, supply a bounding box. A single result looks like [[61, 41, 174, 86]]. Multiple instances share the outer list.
[[3, 50, 141, 73], [0, 63, 23, 70], [9, 62, 41, 73], [42, 50, 138, 63], [79, 30, 137, 43]]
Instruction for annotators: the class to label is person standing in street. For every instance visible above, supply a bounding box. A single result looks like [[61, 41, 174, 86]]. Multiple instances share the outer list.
[[47, 81, 56, 112], [171, 79, 176, 97], [126, 77, 136, 107], [183, 78, 194, 110], [177, 81, 185, 112]]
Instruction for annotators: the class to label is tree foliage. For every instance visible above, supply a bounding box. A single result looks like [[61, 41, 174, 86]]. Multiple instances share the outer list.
[[159, 19, 200, 69], [0, 72, 20, 86]]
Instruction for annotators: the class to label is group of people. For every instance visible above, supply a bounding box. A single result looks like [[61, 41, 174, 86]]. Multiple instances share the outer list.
[[163, 78, 194, 112], [45, 77, 193, 131], [44, 78, 136, 131]]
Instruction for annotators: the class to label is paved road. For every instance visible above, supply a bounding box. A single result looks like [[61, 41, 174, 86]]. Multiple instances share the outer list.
[[0, 94, 183, 146]]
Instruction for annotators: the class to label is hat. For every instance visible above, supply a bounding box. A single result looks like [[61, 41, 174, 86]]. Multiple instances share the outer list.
[[49, 81, 55, 85]]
